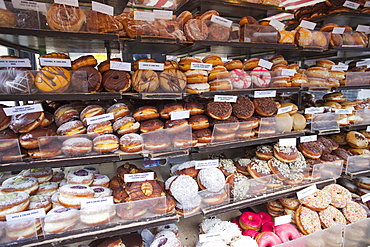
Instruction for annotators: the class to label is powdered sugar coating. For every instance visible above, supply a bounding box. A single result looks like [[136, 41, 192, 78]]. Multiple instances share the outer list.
[[169, 175, 198, 204], [150, 230, 181, 247], [2, 176, 38, 192], [229, 236, 258, 247], [56, 120, 85, 135], [66, 168, 94, 185], [0, 192, 29, 210], [202, 219, 241, 244], [92, 186, 112, 198], [198, 168, 225, 192], [36, 182, 58, 196], [22, 167, 53, 181], [28, 194, 51, 210], [83, 166, 99, 174], [165, 176, 177, 190], [92, 174, 110, 187], [59, 184, 94, 196], [156, 223, 179, 235], [219, 159, 237, 174]]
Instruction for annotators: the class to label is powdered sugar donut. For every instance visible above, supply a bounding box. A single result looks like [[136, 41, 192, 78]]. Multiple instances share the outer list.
[[150, 230, 181, 247], [0, 192, 30, 220], [83, 166, 99, 174], [43, 206, 79, 234], [66, 168, 94, 185], [1, 176, 39, 195], [27, 194, 52, 212], [92, 186, 112, 198], [229, 69, 252, 89], [35, 182, 58, 197], [58, 184, 94, 208], [156, 223, 179, 235], [22, 167, 53, 183], [251, 67, 271, 88], [92, 174, 110, 187], [80, 204, 116, 226]]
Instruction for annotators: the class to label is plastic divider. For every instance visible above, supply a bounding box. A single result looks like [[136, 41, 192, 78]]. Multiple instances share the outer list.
[[345, 72, 370, 86], [241, 24, 279, 43], [346, 154, 370, 174], [311, 113, 340, 132], [0, 139, 23, 163]]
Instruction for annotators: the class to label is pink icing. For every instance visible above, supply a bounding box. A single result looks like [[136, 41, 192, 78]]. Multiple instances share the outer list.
[[251, 67, 271, 87], [229, 69, 252, 89]]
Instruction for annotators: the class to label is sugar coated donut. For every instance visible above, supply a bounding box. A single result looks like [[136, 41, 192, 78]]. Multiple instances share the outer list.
[[22, 167, 53, 183], [66, 168, 94, 185], [251, 67, 271, 88], [61, 137, 92, 156], [0, 192, 30, 221], [43, 206, 79, 234], [318, 205, 346, 228], [92, 186, 112, 198], [27, 194, 52, 212], [92, 174, 110, 187], [58, 184, 94, 208], [322, 184, 351, 208], [299, 190, 331, 211], [35, 182, 58, 197], [1, 176, 39, 195], [342, 201, 367, 223], [197, 167, 225, 192], [79, 204, 116, 226]]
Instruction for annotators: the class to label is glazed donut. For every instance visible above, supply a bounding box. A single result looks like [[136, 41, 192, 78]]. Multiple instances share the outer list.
[[159, 69, 187, 92], [61, 137, 92, 156], [295, 28, 313, 47], [79, 204, 116, 226], [140, 119, 164, 133], [184, 101, 204, 116], [58, 184, 95, 208], [256, 232, 282, 247], [229, 69, 252, 89], [22, 167, 53, 183], [176, 11, 192, 30], [132, 70, 159, 93], [19, 126, 55, 150], [97, 58, 121, 73], [43, 207, 79, 234], [119, 133, 143, 153], [251, 67, 271, 88], [193, 128, 212, 143], [0, 68, 34, 94], [243, 58, 260, 71], [0, 192, 30, 221], [184, 19, 209, 41], [35, 66, 71, 93], [1, 176, 38, 195], [66, 168, 94, 185], [46, 3, 85, 31], [225, 60, 243, 70], [318, 205, 346, 228], [154, 19, 186, 41], [207, 23, 231, 41], [253, 98, 278, 117], [71, 55, 97, 70], [10, 111, 45, 134]]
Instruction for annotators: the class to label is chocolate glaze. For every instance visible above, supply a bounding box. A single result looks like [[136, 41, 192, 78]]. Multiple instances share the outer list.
[[102, 70, 131, 92], [206, 102, 232, 119], [159, 69, 186, 92], [253, 98, 278, 116], [71, 66, 102, 92], [10, 112, 43, 133], [0, 105, 10, 124], [232, 96, 254, 119], [19, 126, 56, 141]]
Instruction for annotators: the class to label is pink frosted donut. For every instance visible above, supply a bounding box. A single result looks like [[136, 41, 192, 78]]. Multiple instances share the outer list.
[[229, 69, 252, 89], [251, 67, 271, 88], [257, 211, 273, 224], [256, 232, 282, 247], [274, 223, 301, 242]]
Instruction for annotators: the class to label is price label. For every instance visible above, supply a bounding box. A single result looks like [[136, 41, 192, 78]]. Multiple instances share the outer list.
[[54, 0, 79, 7], [277, 105, 293, 114], [331, 64, 348, 71], [367, 126, 370, 132], [170, 110, 190, 120], [299, 20, 316, 30], [356, 60, 369, 67], [304, 107, 324, 114], [134, 11, 154, 22], [365, 1, 370, 7], [190, 62, 212, 71], [258, 59, 273, 70], [274, 215, 291, 226], [281, 69, 296, 76], [332, 27, 345, 34], [4, 104, 43, 116], [110, 61, 131, 71], [297, 184, 317, 200], [12, 0, 47, 12], [86, 113, 114, 125], [6, 209, 45, 221], [143, 158, 161, 168], [269, 18, 285, 31], [138, 62, 164, 71], [0, 0, 6, 9], [254, 90, 276, 98], [300, 135, 317, 143], [356, 25, 370, 34], [361, 193, 370, 203], [199, 233, 224, 243], [279, 138, 296, 146], [334, 108, 352, 114], [80, 196, 114, 208], [214, 95, 237, 103], [0, 58, 31, 67], [210, 15, 232, 28], [92, 1, 113, 16], [39, 57, 71, 67], [342, 45, 364, 48], [343, 0, 360, 9], [153, 9, 173, 20], [195, 159, 219, 169], [124, 172, 154, 182]]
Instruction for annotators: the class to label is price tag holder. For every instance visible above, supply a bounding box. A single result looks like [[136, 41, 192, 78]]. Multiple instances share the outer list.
[[124, 172, 154, 182], [92, 1, 114, 16], [274, 215, 291, 226], [12, 0, 47, 12], [297, 184, 317, 200], [190, 62, 212, 71], [258, 59, 273, 70], [331, 64, 348, 71], [269, 18, 284, 31], [365, 1, 370, 7], [281, 69, 296, 76], [0, 0, 6, 9], [199, 233, 224, 243], [6, 209, 45, 221], [332, 27, 345, 34], [214, 95, 237, 103], [134, 11, 155, 22], [304, 107, 324, 114], [39, 57, 71, 67], [343, 0, 360, 9], [277, 105, 293, 114], [356, 60, 369, 67], [362, 193, 370, 203], [54, 0, 79, 7], [143, 158, 161, 168], [110, 61, 131, 71], [153, 9, 173, 20], [4, 104, 43, 116], [334, 109, 352, 114], [170, 110, 190, 120], [366, 126, 370, 132], [300, 135, 317, 143], [210, 15, 232, 28], [299, 20, 316, 30], [195, 159, 219, 169], [356, 25, 370, 34], [138, 62, 164, 71], [279, 138, 296, 146], [0, 58, 31, 67], [254, 90, 276, 98], [80, 196, 114, 208], [86, 113, 114, 125]]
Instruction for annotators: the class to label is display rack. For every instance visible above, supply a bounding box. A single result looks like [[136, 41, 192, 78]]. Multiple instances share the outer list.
[[0, 92, 122, 101]]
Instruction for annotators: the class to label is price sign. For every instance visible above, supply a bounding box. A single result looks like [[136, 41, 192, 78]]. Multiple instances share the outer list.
[[305, 107, 324, 114], [6, 209, 45, 221], [199, 233, 224, 243], [331, 64, 348, 71], [110, 61, 131, 71], [92, 1, 113, 16], [365, 1, 370, 7], [4, 104, 43, 116], [0, 0, 6, 9], [297, 184, 317, 200], [54, 0, 79, 7], [86, 113, 114, 125], [356, 25, 370, 34], [195, 159, 219, 169], [300, 135, 317, 143], [124, 172, 154, 182], [279, 138, 296, 146], [134, 11, 154, 21], [0, 58, 31, 67], [138, 62, 164, 71], [214, 95, 237, 102], [362, 193, 370, 203], [210, 15, 232, 28], [170, 111, 190, 120], [39, 58, 71, 67], [153, 10, 173, 19], [356, 60, 369, 67], [277, 105, 293, 114], [12, 0, 47, 12], [254, 90, 276, 98], [281, 69, 296, 76], [343, 0, 360, 9], [299, 20, 316, 30], [332, 27, 345, 34], [334, 109, 352, 114], [269, 18, 285, 31], [367, 126, 370, 132], [80, 196, 114, 208], [190, 62, 212, 70], [274, 215, 291, 226], [258, 59, 273, 70]]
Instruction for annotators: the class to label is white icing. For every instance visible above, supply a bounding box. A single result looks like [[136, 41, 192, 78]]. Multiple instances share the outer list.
[[198, 168, 225, 192], [178, 161, 196, 170], [229, 236, 258, 247], [165, 176, 177, 190], [219, 159, 236, 174], [196, 241, 228, 247], [235, 158, 251, 167], [230, 174, 250, 200], [2, 176, 38, 194], [0, 191, 29, 209], [169, 175, 198, 204], [92, 174, 110, 186], [28, 194, 51, 210], [202, 219, 241, 244], [250, 158, 271, 175], [200, 218, 222, 233], [66, 168, 94, 184], [36, 182, 58, 197], [92, 186, 112, 198], [176, 194, 201, 210]]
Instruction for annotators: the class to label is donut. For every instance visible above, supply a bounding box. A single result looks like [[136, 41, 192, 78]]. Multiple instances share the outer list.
[[43, 207, 79, 234], [80, 105, 105, 126], [209, 78, 233, 91], [295, 28, 313, 47], [61, 137, 92, 156], [102, 70, 131, 92], [253, 98, 277, 117], [150, 230, 181, 247], [256, 145, 273, 160], [143, 131, 171, 151], [239, 211, 263, 231], [46, 3, 85, 31], [154, 19, 186, 41], [176, 11, 192, 30], [140, 119, 164, 133], [274, 223, 301, 243], [197, 167, 225, 192], [255, 232, 282, 247], [22, 167, 53, 183], [1, 176, 39, 195], [35, 66, 71, 93], [71, 55, 97, 70], [295, 205, 321, 235], [0, 192, 30, 221], [92, 134, 119, 153], [80, 204, 116, 226], [50, 170, 65, 184], [279, 197, 300, 210], [346, 131, 368, 149], [159, 69, 186, 92], [71, 66, 102, 93], [225, 60, 243, 71], [225, 173, 249, 199], [20, 126, 56, 150], [318, 205, 346, 229], [184, 19, 209, 41], [168, 174, 198, 205], [27, 194, 52, 212], [0, 68, 34, 94], [0, 105, 10, 131], [208, 66, 229, 81], [131, 70, 159, 93], [232, 96, 254, 119], [342, 201, 367, 223], [193, 128, 212, 143], [175, 195, 201, 217], [298, 141, 322, 159], [178, 57, 202, 72], [322, 184, 351, 208], [87, 120, 113, 137], [66, 168, 94, 185], [97, 58, 121, 73], [229, 69, 252, 89], [207, 23, 231, 41], [186, 83, 210, 94], [9, 111, 45, 134], [251, 67, 271, 87], [247, 158, 272, 180], [53, 105, 79, 127], [243, 58, 260, 71], [299, 189, 331, 211], [185, 69, 208, 84], [202, 55, 224, 67], [184, 101, 204, 116], [119, 133, 143, 153], [56, 120, 86, 136], [0, 9, 17, 28], [92, 186, 112, 198], [165, 119, 189, 134], [206, 102, 232, 120], [58, 184, 94, 208]]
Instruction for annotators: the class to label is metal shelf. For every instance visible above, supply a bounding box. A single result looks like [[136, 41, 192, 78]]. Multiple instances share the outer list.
[[344, 169, 370, 179], [199, 87, 301, 98], [0, 92, 122, 101]]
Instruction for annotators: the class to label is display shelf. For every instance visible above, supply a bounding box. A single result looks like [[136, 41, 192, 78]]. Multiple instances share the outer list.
[[194, 131, 305, 153], [142, 149, 190, 160], [0, 27, 120, 54], [199, 87, 301, 98], [344, 169, 370, 179], [122, 36, 187, 55], [344, 123, 370, 131], [202, 178, 335, 217], [6, 211, 179, 247], [0, 92, 122, 101], [123, 92, 186, 100]]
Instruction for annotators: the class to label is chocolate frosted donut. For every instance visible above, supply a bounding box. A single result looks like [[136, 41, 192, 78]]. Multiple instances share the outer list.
[[14, 10, 48, 29], [10, 112, 45, 133], [253, 98, 277, 117], [232, 96, 254, 119], [0, 129, 19, 151], [102, 70, 131, 92], [298, 141, 322, 159], [317, 136, 334, 154], [159, 69, 187, 92], [71, 66, 102, 93], [206, 102, 232, 120], [19, 126, 56, 149], [132, 70, 159, 93]]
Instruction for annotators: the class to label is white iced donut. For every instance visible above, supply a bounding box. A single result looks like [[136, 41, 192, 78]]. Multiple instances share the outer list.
[[251, 66, 271, 88], [91, 174, 110, 187], [150, 230, 181, 247], [58, 184, 94, 208], [83, 166, 99, 174], [229, 69, 252, 89], [43, 206, 79, 234], [92, 186, 112, 198], [80, 204, 116, 226]]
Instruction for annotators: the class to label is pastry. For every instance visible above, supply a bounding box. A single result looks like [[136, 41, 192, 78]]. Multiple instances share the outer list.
[[159, 69, 187, 92], [102, 70, 131, 92], [35, 67, 71, 93], [46, 3, 85, 31], [132, 70, 159, 92]]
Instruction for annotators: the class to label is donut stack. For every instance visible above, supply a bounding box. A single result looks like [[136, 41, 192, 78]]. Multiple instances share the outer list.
[[71, 55, 103, 93], [265, 184, 367, 236], [339, 175, 370, 208], [204, 55, 233, 91]]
